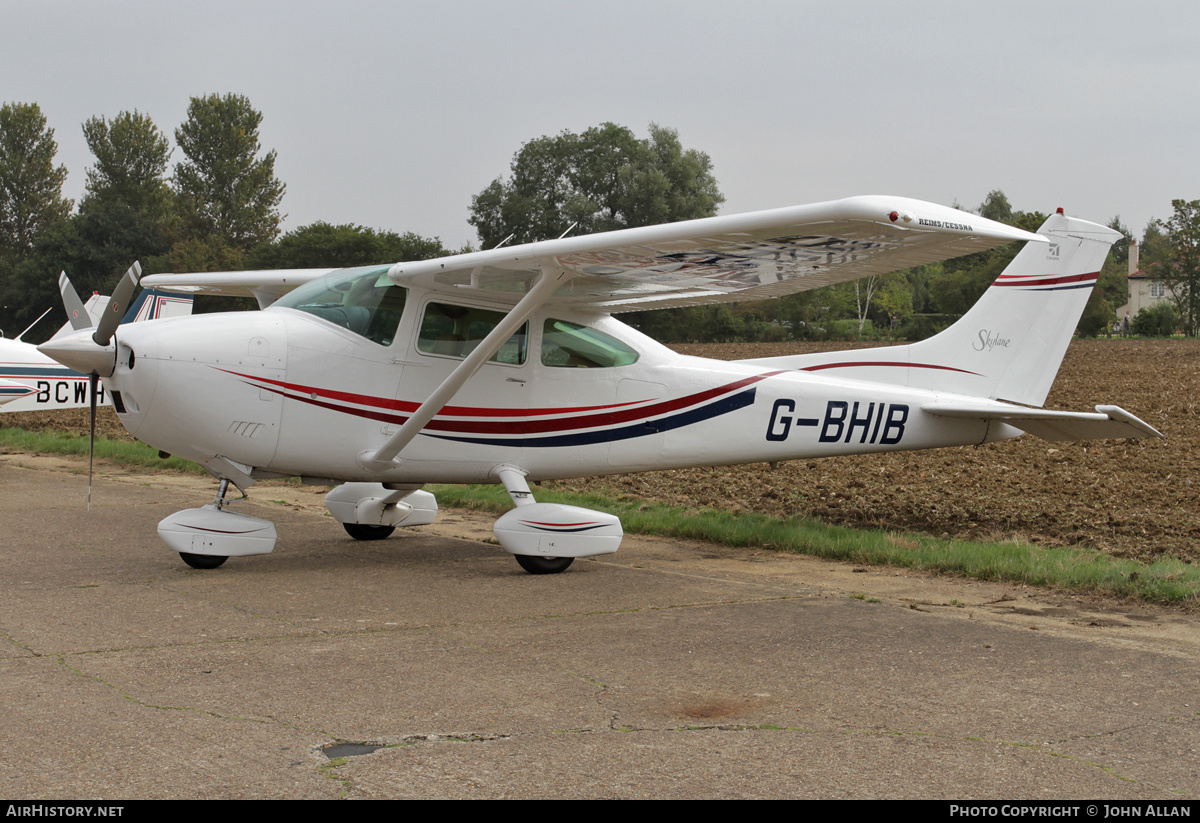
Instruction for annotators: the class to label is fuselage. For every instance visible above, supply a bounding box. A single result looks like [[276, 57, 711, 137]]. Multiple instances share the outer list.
[[102, 271, 1020, 487], [0, 337, 102, 412]]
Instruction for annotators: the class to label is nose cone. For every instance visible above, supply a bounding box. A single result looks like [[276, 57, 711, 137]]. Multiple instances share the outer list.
[[38, 330, 117, 377]]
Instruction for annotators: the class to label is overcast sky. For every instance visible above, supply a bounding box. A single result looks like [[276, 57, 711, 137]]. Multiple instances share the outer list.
[[4, 0, 1197, 250]]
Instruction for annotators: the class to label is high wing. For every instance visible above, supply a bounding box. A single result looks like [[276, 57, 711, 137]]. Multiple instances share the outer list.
[[139, 197, 1040, 310], [139, 269, 336, 308], [388, 196, 1042, 310]]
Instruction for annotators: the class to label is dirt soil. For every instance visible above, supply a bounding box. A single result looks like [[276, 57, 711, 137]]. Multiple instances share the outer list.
[[5, 338, 1197, 563], [558, 338, 1199, 564]]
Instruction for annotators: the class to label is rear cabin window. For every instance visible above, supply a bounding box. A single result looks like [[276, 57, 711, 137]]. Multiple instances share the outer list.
[[540, 319, 639, 368], [271, 266, 407, 347], [417, 302, 527, 365]]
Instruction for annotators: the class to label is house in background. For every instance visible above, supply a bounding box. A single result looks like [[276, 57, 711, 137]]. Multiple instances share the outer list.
[[1116, 240, 1171, 321]]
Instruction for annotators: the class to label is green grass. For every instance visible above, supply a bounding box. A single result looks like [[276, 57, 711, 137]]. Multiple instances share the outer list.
[[429, 483, 1200, 606], [4, 427, 1197, 605], [0, 427, 205, 474]]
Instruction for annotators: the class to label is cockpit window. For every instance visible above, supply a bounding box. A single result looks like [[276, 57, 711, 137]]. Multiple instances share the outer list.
[[417, 302, 527, 365], [271, 266, 406, 346], [541, 319, 639, 368]]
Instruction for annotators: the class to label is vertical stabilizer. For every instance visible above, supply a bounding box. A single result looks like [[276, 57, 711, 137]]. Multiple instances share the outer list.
[[121, 288, 194, 323]]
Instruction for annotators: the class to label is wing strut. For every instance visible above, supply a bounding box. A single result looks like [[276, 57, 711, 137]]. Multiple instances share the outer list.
[[358, 261, 571, 471]]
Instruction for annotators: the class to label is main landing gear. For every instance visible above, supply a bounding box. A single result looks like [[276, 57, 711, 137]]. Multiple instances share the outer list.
[[514, 555, 576, 575], [490, 465, 623, 575], [325, 484, 438, 540], [342, 523, 396, 541]]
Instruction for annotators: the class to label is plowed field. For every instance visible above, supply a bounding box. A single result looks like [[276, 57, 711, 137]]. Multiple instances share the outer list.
[[555, 339, 1199, 563], [6, 339, 1197, 563]]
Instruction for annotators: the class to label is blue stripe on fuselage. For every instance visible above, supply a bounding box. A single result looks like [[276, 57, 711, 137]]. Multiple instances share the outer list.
[[422, 389, 757, 448]]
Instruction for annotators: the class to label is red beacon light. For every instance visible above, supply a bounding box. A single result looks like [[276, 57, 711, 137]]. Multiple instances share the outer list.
[[888, 211, 899, 222]]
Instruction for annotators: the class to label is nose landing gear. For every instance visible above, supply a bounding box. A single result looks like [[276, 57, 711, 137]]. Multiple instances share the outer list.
[[158, 478, 277, 568]]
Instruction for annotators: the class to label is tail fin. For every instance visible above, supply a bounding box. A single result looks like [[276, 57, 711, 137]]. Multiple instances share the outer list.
[[120, 288, 194, 323], [48, 277, 194, 341], [741, 211, 1120, 407]]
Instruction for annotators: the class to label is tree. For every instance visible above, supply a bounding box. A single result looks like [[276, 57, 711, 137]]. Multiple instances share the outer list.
[[246, 222, 452, 269], [82, 110, 172, 217], [0, 102, 72, 257], [977, 189, 1013, 224], [173, 93, 285, 254], [1132, 302, 1180, 337], [469, 122, 723, 248], [1106, 215, 1134, 268], [1074, 216, 1132, 338], [1076, 290, 1115, 338], [59, 110, 178, 295], [1157, 199, 1200, 336], [1141, 218, 1170, 264]]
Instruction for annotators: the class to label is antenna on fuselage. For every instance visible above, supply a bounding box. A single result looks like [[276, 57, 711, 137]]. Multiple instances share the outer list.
[[491, 233, 515, 250], [13, 306, 53, 342], [556, 222, 578, 240]]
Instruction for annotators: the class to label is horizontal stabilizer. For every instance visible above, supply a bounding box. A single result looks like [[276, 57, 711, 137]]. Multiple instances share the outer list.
[[923, 402, 1162, 441], [0, 378, 39, 405]]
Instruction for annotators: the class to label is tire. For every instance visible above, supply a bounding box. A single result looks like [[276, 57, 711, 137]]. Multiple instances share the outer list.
[[180, 552, 228, 569], [514, 555, 574, 575], [343, 523, 396, 541]]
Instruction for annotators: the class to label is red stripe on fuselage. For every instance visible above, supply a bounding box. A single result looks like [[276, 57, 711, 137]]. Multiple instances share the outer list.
[[216, 368, 646, 417], [799, 361, 979, 375], [219, 368, 785, 435]]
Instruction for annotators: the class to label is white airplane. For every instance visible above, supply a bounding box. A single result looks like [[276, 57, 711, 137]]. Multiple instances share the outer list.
[[1, 274, 192, 412], [39, 196, 1160, 572]]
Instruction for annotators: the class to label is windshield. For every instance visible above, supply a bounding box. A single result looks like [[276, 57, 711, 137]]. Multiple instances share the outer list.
[[272, 266, 407, 346]]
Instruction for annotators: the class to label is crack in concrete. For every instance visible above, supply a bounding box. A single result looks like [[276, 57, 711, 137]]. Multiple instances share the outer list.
[[53, 654, 335, 737], [0, 627, 40, 657]]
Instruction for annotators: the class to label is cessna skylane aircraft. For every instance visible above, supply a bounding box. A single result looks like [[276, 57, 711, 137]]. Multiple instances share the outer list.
[[39, 196, 1160, 573], [1, 275, 191, 412]]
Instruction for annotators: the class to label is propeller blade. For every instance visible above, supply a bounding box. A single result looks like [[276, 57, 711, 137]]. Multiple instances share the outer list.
[[58, 272, 90, 332], [87, 372, 97, 512], [93, 261, 141, 346]]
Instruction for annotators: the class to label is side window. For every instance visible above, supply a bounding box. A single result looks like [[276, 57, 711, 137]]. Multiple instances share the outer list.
[[417, 302, 527, 365], [541, 319, 640, 368]]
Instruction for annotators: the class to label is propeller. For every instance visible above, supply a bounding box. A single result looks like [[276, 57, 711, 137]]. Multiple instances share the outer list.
[[87, 370, 97, 510], [94, 261, 141, 346], [42, 263, 143, 510], [58, 271, 90, 332]]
